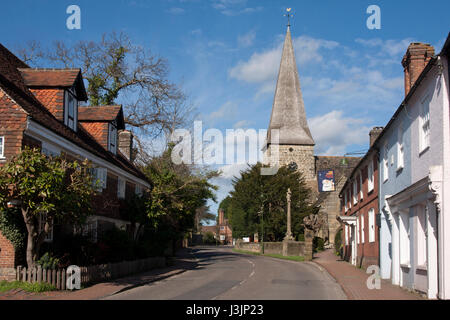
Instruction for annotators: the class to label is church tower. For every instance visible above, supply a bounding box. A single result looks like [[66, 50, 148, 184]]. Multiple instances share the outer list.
[[265, 25, 317, 191]]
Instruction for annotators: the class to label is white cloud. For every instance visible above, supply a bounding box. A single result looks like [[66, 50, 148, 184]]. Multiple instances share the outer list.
[[212, 0, 263, 16], [309, 111, 371, 155], [228, 35, 340, 98], [238, 30, 256, 48], [205, 101, 238, 124], [355, 38, 414, 57]]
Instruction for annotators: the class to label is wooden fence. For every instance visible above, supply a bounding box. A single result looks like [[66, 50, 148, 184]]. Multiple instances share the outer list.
[[15, 257, 166, 290]]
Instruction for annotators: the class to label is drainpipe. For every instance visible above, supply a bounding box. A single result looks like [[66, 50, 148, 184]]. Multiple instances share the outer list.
[[436, 204, 441, 299]]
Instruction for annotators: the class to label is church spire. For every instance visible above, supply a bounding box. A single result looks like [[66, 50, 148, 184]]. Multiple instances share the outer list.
[[267, 23, 315, 147]]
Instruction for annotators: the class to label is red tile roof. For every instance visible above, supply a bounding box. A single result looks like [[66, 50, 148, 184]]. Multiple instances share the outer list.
[[78, 106, 125, 130], [18, 68, 88, 101], [0, 43, 148, 183]]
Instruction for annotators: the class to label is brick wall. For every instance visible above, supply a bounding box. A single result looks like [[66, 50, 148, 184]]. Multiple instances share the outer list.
[[341, 153, 380, 270], [0, 88, 28, 164]]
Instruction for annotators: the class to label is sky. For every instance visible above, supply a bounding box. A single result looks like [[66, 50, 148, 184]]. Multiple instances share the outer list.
[[1, 0, 449, 219]]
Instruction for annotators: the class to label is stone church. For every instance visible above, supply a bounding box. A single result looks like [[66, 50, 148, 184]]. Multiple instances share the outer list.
[[264, 25, 360, 246]]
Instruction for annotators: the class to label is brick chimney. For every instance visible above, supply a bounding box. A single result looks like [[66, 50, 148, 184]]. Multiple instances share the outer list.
[[402, 43, 435, 96], [118, 130, 134, 162], [219, 209, 225, 225], [370, 127, 384, 147]]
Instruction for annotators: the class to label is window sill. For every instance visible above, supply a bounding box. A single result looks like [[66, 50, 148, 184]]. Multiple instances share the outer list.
[[400, 263, 411, 269], [419, 146, 430, 157], [416, 264, 427, 271], [396, 166, 404, 173]]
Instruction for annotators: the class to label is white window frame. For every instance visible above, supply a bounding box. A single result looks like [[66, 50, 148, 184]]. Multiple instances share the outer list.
[[64, 88, 78, 132], [0, 136, 4, 159], [399, 211, 411, 266], [345, 225, 349, 245], [416, 204, 428, 267], [360, 214, 365, 244], [135, 184, 143, 196], [356, 216, 360, 244], [118, 177, 126, 199], [344, 191, 348, 212], [383, 142, 389, 182], [353, 180, 358, 205], [419, 95, 431, 153], [397, 124, 405, 171], [368, 160, 374, 193], [369, 209, 376, 243], [91, 168, 107, 192], [359, 172, 363, 200], [348, 189, 352, 209]]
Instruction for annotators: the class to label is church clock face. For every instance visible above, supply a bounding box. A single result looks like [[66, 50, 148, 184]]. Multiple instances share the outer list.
[[288, 162, 298, 171]]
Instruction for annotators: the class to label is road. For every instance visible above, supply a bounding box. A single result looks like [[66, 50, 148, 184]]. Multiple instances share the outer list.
[[104, 246, 347, 300]]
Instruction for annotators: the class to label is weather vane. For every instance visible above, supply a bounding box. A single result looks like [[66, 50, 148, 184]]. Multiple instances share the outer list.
[[284, 8, 293, 27]]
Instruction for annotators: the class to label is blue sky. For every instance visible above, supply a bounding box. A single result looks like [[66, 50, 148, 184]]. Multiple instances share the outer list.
[[1, 0, 449, 218]]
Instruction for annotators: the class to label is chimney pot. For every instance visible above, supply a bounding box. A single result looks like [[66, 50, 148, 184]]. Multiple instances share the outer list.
[[119, 130, 134, 162], [402, 43, 435, 96], [370, 127, 384, 147]]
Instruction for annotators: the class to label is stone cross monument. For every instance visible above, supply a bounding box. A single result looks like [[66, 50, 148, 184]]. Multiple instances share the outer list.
[[284, 188, 295, 241]]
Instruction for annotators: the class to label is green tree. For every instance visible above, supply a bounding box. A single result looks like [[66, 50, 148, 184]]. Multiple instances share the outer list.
[[0, 148, 94, 267], [227, 163, 318, 242], [142, 145, 218, 251]]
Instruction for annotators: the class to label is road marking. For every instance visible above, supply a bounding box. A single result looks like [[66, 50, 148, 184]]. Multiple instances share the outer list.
[[211, 255, 256, 300]]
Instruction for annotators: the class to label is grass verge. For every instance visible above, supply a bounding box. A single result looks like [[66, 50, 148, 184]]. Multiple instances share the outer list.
[[0, 281, 56, 293], [233, 249, 305, 262]]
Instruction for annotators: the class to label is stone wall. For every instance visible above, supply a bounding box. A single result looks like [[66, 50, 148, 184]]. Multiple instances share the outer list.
[[235, 241, 305, 257]]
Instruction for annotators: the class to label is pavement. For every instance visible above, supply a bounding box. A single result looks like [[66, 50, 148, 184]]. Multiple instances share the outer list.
[[313, 249, 425, 300], [105, 246, 346, 300], [0, 247, 425, 300], [0, 248, 198, 300]]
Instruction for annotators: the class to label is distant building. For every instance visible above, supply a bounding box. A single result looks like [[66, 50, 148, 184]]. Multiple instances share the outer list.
[[218, 209, 233, 245], [338, 129, 381, 270]]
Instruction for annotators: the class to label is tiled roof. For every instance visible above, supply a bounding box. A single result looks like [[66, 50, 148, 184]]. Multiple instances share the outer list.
[[78, 105, 125, 130], [18, 68, 88, 101], [0, 43, 148, 183]]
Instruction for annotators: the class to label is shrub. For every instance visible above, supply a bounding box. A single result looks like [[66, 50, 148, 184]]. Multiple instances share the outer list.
[[297, 233, 305, 242], [203, 232, 216, 245], [334, 229, 343, 257], [37, 252, 60, 270], [313, 237, 325, 253]]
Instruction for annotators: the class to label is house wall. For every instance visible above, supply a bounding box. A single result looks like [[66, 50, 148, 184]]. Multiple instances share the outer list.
[[341, 153, 380, 270], [0, 88, 28, 164], [377, 107, 413, 280]]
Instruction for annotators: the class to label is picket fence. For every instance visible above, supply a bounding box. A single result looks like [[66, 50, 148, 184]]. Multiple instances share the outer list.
[[15, 257, 166, 290]]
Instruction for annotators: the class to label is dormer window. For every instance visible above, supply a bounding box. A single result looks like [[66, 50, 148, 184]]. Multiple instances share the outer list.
[[109, 120, 118, 154], [64, 88, 78, 132]]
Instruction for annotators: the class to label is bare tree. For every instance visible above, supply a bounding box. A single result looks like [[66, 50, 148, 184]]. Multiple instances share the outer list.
[[16, 32, 196, 162]]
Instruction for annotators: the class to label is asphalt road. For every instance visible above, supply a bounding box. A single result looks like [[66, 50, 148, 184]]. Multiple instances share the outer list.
[[105, 246, 347, 300]]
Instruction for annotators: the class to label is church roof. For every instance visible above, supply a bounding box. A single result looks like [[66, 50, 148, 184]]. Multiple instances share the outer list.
[[267, 27, 315, 147]]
